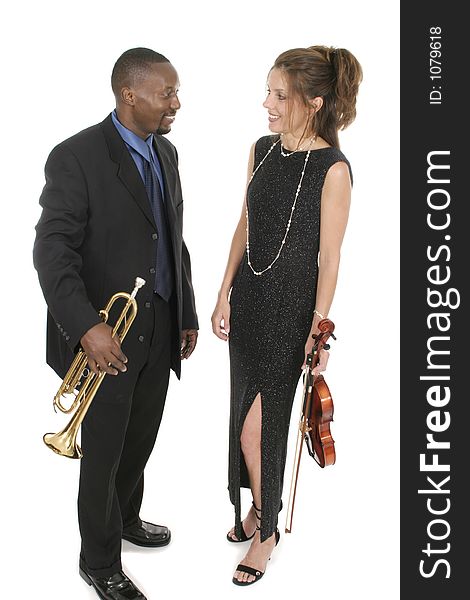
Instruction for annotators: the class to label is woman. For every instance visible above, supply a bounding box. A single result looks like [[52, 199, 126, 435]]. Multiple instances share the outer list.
[[211, 45, 362, 586]]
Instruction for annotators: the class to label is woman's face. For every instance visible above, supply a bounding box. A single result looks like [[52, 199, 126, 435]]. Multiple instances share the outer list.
[[262, 68, 309, 137]]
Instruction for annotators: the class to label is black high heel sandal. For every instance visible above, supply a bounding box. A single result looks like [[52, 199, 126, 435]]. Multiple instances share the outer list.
[[232, 507, 280, 586], [226, 501, 260, 543]]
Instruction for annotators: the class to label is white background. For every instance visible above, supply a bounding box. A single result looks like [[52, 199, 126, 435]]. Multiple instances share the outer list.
[[1, 1, 399, 598]]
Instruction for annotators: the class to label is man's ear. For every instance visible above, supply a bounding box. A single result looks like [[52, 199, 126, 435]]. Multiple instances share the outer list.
[[121, 87, 135, 107]]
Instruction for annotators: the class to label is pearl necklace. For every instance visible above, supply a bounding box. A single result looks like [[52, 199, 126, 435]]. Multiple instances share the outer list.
[[280, 134, 316, 157], [246, 137, 312, 276]]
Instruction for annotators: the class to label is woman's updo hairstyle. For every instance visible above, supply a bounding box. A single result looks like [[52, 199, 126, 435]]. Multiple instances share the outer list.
[[273, 45, 363, 148]]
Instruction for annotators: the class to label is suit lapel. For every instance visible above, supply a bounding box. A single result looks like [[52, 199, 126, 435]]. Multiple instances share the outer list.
[[100, 114, 156, 228]]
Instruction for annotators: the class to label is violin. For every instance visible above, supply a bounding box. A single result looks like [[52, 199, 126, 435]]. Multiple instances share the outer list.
[[285, 318, 336, 533], [305, 319, 336, 467]]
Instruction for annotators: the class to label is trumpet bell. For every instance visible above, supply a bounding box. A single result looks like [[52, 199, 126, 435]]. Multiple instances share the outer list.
[[43, 429, 83, 459]]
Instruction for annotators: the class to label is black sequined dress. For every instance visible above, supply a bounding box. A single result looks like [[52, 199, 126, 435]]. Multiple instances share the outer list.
[[228, 135, 351, 541]]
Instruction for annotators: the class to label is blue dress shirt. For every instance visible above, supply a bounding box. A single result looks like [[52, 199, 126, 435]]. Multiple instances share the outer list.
[[111, 110, 165, 200]]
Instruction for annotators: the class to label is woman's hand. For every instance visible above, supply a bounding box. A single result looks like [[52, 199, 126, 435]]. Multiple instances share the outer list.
[[211, 295, 231, 341], [302, 331, 329, 376]]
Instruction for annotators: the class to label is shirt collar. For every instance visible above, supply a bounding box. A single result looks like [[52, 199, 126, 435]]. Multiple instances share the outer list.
[[112, 109, 154, 161]]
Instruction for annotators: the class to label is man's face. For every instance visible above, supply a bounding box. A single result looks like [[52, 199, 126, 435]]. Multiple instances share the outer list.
[[129, 62, 181, 138]]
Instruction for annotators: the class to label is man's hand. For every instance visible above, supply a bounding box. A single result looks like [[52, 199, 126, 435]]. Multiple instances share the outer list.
[[180, 329, 198, 359], [80, 322, 128, 375]]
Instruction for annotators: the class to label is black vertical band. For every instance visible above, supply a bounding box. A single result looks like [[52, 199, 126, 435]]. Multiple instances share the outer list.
[[401, 4, 466, 597]]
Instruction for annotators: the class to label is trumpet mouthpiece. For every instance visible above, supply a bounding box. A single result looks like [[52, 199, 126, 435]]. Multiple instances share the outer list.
[[130, 277, 146, 300]]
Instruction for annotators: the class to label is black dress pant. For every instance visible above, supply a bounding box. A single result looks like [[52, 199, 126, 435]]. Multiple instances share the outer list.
[[78, 293, 173, 577]]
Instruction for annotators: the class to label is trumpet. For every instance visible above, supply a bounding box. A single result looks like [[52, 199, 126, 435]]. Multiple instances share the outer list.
[[43, 277, 146, 459]]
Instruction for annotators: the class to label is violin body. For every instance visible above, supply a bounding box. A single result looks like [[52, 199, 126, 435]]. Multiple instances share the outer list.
[[305, 374, 336, 467]]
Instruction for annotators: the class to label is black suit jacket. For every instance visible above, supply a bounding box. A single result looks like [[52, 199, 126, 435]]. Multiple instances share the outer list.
[[33, 114, 198, 379]]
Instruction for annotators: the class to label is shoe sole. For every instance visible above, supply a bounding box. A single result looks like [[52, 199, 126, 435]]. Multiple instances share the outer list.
[[122, 533, 171, 548], [79, 567, 92, 585], [80, 567, 147, 599]]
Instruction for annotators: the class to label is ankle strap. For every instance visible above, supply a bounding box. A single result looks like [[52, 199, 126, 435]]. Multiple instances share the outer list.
[[252, 500, 261, 528]]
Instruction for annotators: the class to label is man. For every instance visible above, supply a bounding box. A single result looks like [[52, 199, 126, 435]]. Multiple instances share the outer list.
[[34, 48, 198, 600]]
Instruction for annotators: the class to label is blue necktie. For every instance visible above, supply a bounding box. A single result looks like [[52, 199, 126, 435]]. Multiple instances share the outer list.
[[143, 150, 173, 301]]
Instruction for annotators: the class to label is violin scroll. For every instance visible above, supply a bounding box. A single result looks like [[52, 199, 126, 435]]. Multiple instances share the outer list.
[[317, 317, 336, 337], [310, 318, 336, 368]]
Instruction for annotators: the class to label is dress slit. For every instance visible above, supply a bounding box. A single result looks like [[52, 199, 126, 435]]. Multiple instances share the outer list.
[[232, 388, 261, 541], [233, 387, 282, 543]]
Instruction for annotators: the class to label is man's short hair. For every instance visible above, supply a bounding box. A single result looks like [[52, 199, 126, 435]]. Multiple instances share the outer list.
[[111, 47, 170, 95]]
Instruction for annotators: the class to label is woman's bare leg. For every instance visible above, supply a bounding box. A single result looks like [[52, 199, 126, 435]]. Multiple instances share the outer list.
[[233, 393, 277, 584]]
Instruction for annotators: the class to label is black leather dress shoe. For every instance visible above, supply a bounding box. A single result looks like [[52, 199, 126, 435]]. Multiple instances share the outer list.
[[80, 567, 146, 599], [122, 520, 171, 547]]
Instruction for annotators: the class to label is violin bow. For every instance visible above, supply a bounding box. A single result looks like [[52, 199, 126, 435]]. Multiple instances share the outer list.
[[285, 349, 315, 534]]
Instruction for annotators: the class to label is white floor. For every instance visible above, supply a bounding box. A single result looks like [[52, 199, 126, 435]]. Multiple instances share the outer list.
[[7, 338, 399, 599]]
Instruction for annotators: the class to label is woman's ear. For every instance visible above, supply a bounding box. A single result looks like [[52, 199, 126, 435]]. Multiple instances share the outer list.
[[308, 96, 324, 114]]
